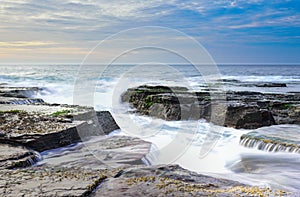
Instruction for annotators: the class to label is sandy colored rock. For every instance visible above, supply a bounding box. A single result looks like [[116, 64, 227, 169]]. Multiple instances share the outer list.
[[0, 144, 40, 169], [94, 164, 288, 197], [41, 135, 152, 170], [0, 166, 108, 197]]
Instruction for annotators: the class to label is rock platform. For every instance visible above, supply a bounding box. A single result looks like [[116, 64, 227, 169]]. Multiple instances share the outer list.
[[0, 84, 289, 196]]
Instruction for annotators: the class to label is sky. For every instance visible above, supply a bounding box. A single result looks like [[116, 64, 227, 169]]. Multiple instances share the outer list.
[[0, 0, 299, 64]]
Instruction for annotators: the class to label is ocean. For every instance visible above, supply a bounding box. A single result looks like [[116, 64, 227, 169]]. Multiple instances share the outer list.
[[1, 64, 300, 192]]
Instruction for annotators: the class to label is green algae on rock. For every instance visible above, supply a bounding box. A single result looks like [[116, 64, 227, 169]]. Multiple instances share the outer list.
[[122, 85, 300, 129]]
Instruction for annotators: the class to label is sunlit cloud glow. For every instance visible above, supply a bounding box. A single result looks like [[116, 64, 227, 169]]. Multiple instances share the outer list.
[[0, 0, 299, 63]]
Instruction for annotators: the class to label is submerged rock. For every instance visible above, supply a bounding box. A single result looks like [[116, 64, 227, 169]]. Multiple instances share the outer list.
[[216, 79, 242, 83]]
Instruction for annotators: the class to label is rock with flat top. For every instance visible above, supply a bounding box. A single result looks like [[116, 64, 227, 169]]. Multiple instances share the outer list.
[[41, 135, 151, 170], [122, 85, 300, 129], [0, 144, 40, 169], [240, 124, 300, 153], [0, 86, 120, 152], [0, 166, 108, 197], [94, 164, 286, 197]]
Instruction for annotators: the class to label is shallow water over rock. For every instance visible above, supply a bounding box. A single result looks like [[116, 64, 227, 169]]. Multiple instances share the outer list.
[[38, 135, 151, 170], [240, 124, 300, 153], [0, 143, 41, 169]]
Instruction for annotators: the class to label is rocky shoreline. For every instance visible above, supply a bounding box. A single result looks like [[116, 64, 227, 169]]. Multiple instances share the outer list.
[[0, 84, 290, 196], [122, 85, 300, 128], [122, 85, 300, 155]]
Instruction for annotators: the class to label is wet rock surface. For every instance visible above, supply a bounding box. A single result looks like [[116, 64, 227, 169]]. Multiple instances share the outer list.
[[94, 164, 287, 197], [0, 85, 289, 196], [0, 144, 40, 170], [0, 166, 109, 197], [122, 85, 300, 129], [0, 85, 152, 196], [41, 135, 152, 169], [240, 124, 300, 153], [0, 86, 44, 104]]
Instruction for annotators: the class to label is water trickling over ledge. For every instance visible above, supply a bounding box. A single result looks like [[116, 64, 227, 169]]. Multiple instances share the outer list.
[[240, 124, 300, 153]]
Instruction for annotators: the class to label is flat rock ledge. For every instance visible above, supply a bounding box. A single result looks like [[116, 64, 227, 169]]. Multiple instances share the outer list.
[[122, 85, 300, 129], [0, 86, 44, 105], [0, 85, 290, 196], [94, 164, 288, 197], [0, 144, 40, 170], [240, 124, 300, 153], [0, 108, 120, 152], [42, 135, 152, 170], [0, 166, 109, 196]]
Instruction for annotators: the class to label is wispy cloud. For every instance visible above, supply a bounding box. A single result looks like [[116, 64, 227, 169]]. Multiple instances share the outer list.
[[0, 0, 299, 63], [0, 41, 58, 47]]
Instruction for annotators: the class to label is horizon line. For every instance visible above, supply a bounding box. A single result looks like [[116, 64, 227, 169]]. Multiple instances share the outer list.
[[1, 63, 300, 66]]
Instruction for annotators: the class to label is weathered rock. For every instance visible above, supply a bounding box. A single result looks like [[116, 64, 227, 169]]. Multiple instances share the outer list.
[[0, 85, 291, 196], [0, 166, 109, 196], [41, 135, 151, 169], [0, 96, 44, 105], [0, 86, 41, 98], [122, 85, 300, 129], [0, 87, 120, 152], [74, 110, 120, 135], [271, 103, 300, 125], [0, 109, 121, 152], [226, 106, 275, 129], [0, 144, 40, 169], [215, 79, 288, 89], [0, 86, 44, 104], [94, 164, 286, 196], [0, 109, 90, 152]]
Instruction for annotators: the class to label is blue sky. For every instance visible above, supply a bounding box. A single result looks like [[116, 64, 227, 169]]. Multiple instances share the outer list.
[[0, 0, 299, 64]]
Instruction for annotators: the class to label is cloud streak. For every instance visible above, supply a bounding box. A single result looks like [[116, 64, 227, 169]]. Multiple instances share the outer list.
[[0, 0, 299, 63], [0, 41, 58, 47]]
